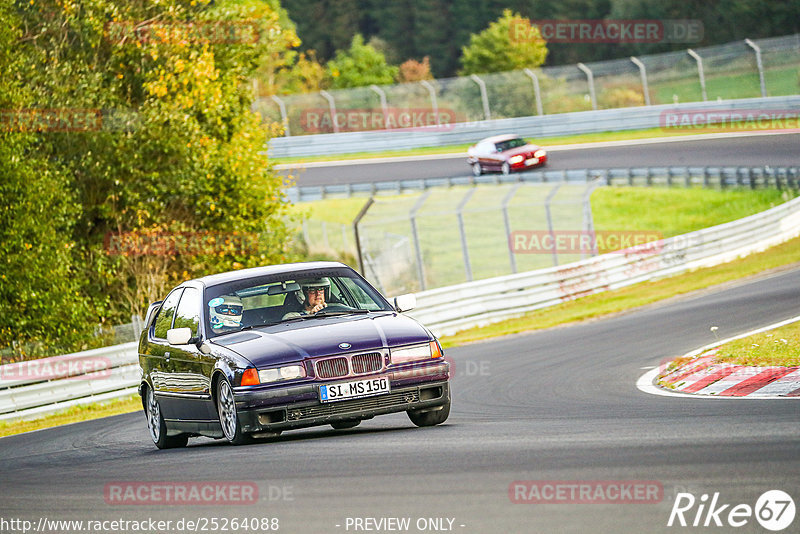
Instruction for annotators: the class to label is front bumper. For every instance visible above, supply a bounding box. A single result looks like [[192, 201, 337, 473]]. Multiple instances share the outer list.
[[234, 362, 450, 433]]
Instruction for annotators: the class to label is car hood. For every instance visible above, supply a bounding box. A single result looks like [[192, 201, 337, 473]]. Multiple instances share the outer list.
[[212, 312, 432, 367], [502, 144, 541, 157]]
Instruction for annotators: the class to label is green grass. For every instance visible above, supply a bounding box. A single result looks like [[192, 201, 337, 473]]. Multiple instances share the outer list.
[[440, 234, 800, 348], [591, 188, 792, 237], [715, 321, 800, 367], [652, 66, 799, 105], [0, 395, 142, 438]]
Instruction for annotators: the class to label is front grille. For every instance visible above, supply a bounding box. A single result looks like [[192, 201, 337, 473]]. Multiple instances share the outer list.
[[351, 352, 383, 374], [316, 357, 348, 379], [287, 390, 420, 421]]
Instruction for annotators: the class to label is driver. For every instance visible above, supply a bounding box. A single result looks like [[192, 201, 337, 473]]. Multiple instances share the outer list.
[[209, 295, 243, 331], [299, 277, 329, 314]]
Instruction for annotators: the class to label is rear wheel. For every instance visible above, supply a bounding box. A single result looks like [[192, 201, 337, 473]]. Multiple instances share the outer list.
[[217, 379, 252, 445], [331, 420, 361, 430], [407, 398, 450, 427], [471, 163, 482, 176], [145, 386, 188, 449]]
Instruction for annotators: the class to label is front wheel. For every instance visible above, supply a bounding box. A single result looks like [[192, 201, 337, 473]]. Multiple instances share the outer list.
[[407, 398, 450, 427], [471, 163, 482, 176], [217, 378, 252, 445], [501, 162, 511, 175], [145, 386, 188, 449]]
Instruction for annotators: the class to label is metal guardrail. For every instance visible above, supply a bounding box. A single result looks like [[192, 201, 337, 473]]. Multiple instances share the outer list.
[[0, 342, 139, 422], [287, 165, 800, 202], [408, 194, 800, 336], [269, 95, 800, 158], [4, 191, 800, 421]]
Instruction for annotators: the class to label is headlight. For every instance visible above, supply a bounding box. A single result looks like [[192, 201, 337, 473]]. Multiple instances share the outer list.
[[390, 341, 443, 364], [509, 155, 524, 164], [534, 149, 546, 158], [258, 364, 306, 383]]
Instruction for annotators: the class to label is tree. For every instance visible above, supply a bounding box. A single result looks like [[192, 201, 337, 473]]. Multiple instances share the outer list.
[[2, 0, 297, 353], [459, 9, 548, 75], [398, 57, 433, 83], [325, 34, 399, 89]]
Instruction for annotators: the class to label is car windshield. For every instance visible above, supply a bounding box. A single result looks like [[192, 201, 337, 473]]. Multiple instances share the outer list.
[[204, 269, 393, 337], [495, 138, 526, 152]]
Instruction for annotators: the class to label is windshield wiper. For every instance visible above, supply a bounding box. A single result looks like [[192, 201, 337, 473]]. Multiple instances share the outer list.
[[313, 309, 370, 317]]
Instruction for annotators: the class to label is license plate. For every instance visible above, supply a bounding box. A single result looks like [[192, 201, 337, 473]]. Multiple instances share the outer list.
[[319, 377, 390, 403], [525, 157, 538, 166]]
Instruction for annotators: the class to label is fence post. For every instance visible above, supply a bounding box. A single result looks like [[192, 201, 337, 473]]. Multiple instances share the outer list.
[[270, 95, 291, 136], [410, 191, 432, 290], [319, 90, 339, 133], [523, 68, 544, 115], [420, 80, 440, 125], [502, 183, 522, 273], [630, 57, 651, 106], [744, 39, 767, 98], [544, 183, 562, 266], [370, 84, 390, 128], [687, 49, 708, 102], [353, 197, 375, 275], [469, 74, 492, 121], [577, 63, 597, 110], [456, 188, 477, 282]]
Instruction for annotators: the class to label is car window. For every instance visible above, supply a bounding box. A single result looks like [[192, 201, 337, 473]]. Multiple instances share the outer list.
[[495, 138, 526, 152], [153, 288, 184, 339], [173, 287, 202, 337], [338, 277, 383, 311]]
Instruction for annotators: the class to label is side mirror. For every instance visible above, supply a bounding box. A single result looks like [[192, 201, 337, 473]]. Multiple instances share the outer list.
[[167, 327, 193, 345], [393, 294, 416, 313]]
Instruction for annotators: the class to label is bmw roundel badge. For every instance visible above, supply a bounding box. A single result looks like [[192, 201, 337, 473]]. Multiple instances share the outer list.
[[338, 342, 351, 350]]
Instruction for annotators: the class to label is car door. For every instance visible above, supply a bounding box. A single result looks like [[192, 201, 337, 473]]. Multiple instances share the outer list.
[[144, 288, 183, 410], [161, 286, 217, 421]]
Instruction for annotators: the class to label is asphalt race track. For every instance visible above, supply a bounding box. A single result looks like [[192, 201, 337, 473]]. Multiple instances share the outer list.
[[281, 132, 800, 187], [1, 268, 799, 533]]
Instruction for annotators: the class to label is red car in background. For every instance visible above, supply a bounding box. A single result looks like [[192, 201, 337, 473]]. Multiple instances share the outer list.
[[467, 134, 547, 176]]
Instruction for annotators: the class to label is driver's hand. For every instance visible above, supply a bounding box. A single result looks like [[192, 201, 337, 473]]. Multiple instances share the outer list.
[[310, 302, 327, 314]]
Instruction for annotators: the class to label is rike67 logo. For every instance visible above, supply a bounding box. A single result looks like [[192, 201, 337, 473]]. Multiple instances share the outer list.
[[668, 490, 795, 531]]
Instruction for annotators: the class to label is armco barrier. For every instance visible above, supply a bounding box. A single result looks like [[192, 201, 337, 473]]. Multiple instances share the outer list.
[[287, 165, 800, 202], [408, 194, 800, 336], [3, 194, 800, 421], [268, 95, 800, 158], [0, 342, 139, 422]]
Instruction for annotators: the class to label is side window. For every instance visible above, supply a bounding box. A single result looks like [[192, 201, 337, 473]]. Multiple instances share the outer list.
[[173, 287, 202, 337], [153, 288, 183, 339]]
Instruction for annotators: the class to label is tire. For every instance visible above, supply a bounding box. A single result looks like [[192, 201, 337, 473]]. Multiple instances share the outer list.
[[331, 420, 361, 430], [217, 378, 252, 445], [501, 162, 511, 175], [471, 163, 482, 176], [407, 398, 450, 427], [145, 386, 188, 449]]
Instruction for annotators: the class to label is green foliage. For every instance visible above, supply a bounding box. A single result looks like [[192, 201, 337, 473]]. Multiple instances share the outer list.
[[1, 0, 297, 355], [458, 9, 548, 75], [325, 34, 399, 89]]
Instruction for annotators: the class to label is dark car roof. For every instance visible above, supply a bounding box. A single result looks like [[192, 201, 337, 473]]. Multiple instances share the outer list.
[[189, 261, 349, 288]]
